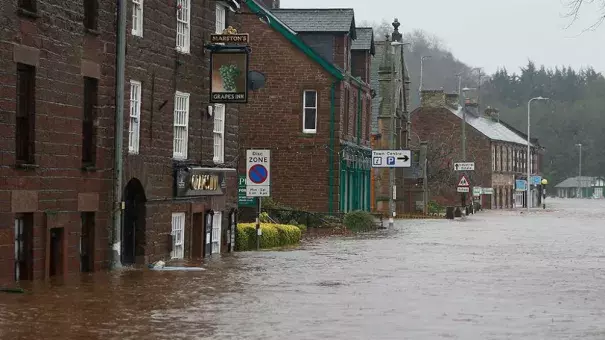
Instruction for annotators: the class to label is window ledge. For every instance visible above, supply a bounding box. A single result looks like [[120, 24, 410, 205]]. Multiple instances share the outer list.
[[16, 163, 39, 170], [299, 132, 316, 137], [84, 27, 100, 36], [81, 164, 98, 172], [17, 8, 40, 19]]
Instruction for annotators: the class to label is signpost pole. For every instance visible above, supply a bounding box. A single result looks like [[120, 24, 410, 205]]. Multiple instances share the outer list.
[[256, 197, 261, 250]]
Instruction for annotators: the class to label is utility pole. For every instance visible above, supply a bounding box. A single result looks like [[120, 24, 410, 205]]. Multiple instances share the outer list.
[[419, 56, 431, 101], [111, 0, 127, 269], [576, 143, 582, 198]]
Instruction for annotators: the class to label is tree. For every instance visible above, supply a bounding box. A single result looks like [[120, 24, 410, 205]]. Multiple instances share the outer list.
[[565, 0, 605, 29]]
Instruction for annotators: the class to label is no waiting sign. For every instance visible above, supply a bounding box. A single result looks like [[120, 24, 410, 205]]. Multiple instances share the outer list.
[[246, 149, 270, 197]]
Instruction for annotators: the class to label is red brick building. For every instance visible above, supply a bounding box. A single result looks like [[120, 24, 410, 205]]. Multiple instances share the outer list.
[[0, 0, 116, 283], [0, 0, 242, 284], [237, 0, 374, 213], [411, 90, 542, 208]]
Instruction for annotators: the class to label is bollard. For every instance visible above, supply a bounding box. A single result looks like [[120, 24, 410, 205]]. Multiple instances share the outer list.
[[446, 207, 454, 219], [454, 207, 462, 217]]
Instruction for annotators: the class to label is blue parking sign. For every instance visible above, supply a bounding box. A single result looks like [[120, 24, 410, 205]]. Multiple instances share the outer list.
[[386, 156, 395, 165]]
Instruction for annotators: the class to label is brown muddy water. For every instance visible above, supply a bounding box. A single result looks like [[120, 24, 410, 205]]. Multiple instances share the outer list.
[[2, 198, 605, 339]]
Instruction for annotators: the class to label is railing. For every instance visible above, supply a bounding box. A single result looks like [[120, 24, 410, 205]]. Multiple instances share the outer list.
[[238, 207, 344, 228]]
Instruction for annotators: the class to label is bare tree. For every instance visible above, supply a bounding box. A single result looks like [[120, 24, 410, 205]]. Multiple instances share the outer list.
[[422, 129, 460, 198], [565, 0, 605, 29]]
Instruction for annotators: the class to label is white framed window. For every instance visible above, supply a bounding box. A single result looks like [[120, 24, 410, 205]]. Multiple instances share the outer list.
[[176, 0, 191, 53], [303, 90, 317, 133], [215, 4, 226, 34], [212, 211, 222, 254], [131, 0, 143, 36], [171, 212, 185, 259], [173, 91, 189, 159], [128, 80, 141, 154], [213, 104, 225, 163]]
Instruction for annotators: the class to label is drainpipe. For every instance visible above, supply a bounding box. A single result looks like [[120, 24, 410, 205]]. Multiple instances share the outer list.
[[328, 81, 338, 213], [111, 0, 127, 269]]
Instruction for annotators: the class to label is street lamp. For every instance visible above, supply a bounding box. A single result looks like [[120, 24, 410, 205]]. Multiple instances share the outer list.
[[527, 96, 548, 213], [576, 143, 582, 198], [541, 178, 548, 209], [388, 41, 410, 227]]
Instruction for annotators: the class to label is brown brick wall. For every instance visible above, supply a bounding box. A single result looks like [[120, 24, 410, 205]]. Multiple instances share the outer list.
[[0, 0, 116, 283], [411, 107, 492, 206], [351, 50, 369, 82], [122, 0, 239, 259]]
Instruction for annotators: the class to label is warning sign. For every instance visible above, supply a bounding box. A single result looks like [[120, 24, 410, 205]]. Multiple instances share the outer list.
[[457, 174, 470, 187]]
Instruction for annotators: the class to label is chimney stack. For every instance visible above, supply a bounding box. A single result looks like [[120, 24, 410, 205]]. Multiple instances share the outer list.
[[445, 93, 458, 108], [420, 89, 445, 108]]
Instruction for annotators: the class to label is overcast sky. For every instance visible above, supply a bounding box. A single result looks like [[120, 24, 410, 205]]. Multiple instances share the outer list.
[[281, 0, 605, 75]]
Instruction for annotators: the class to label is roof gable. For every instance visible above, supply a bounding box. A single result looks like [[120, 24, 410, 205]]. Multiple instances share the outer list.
[[245, 0, 344, 80], [351, 27, 375, 54], [271, 8, 356, 38]]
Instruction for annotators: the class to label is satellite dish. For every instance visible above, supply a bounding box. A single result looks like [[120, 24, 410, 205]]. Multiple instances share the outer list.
[[248, 71, 266, 91]]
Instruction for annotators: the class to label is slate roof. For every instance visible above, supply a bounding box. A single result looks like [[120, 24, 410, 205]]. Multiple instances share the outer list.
[[271, 9, 356, 37], [555, 176, 604, 188], [370, 41, 385, 134], [448, 107, 533, 146], [351, 27, 374, 53]]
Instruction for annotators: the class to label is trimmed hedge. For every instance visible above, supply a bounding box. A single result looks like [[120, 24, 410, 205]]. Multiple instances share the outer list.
[[343, 210, 375, 232], [236, 223, 302, 251]]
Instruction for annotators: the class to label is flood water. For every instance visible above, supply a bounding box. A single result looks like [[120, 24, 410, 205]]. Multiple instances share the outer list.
[[2, 198, 605, 339]]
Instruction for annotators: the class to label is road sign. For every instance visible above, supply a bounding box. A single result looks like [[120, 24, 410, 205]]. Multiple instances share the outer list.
[[238, 175, 256, 206], [454, 162, 475, 171], [457, 187, 469, 192], [482, 187, 494, 195], [457, 174, 470, 187], [371, 150, 411, 168], [246, 149, 270, 197], [472, 187, 482, 196], [515, 179, 527, 191], [530, 175, 542, 186]]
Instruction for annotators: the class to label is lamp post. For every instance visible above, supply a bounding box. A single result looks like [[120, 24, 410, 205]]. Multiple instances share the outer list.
[[541, 178, 548, 209], [388, 41, 410, 227], [576, 143, 582, 198], [527, 96, 548, 213]]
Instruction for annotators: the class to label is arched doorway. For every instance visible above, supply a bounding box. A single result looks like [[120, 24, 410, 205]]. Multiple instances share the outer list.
[[122, 178, 147, 265]]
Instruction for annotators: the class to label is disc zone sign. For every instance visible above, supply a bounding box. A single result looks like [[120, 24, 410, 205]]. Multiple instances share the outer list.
[[246, 149, 270, 197]]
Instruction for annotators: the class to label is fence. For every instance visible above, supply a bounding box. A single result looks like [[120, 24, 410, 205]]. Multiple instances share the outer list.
[[238, 206, 345, 228]]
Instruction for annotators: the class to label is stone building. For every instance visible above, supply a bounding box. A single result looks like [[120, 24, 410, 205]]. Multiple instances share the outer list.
[[0, 0, 241, 284], [411, 90, 542, 208], [370, 20, 417, 214], [237, 0, 374, 213], [0, 0, 116, 283]]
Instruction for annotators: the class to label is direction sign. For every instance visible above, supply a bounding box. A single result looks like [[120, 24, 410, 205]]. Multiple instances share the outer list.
[[457, 187, 469, 192], [246, 149, 270, 197], [454, 162, 475, 171], [530, 175, 542, 186], [238, 175, 256, 207], [515, 179, 527, 191], [372, 150, 411, 168], [457, 174, 470, 187], [472, 187, 482, 196], [483, 187, 494, 195]]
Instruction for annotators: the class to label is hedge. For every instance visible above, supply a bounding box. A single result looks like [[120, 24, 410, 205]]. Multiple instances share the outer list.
[[236, 223, 302, 251], [343, 210, 375, 232]]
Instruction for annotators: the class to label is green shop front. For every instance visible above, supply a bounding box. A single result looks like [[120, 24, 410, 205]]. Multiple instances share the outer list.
[[340, 143, 372, 212]]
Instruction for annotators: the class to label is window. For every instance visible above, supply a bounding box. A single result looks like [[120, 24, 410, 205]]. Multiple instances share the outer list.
[[215, 4, 226, 34], [19, 0, 36, 12], [131, 0, 143, 36], [213, 104, 225, 163], [14, 214, 33, 281], [176, 0, 190, 53], [82, 77, 97, 165], [84, 0, 99, 30], [492, 145, 496, 171], [129, 80, 141, 154], [80, 212, 95, 272], [212, 211, 222, 254], [171, 213, 185, 259], [303, 90, 317, 133], [16, 64, 36, 164], [173, 91, 189, 159]]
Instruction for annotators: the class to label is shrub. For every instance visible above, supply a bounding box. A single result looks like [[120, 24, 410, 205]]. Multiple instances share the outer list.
[[259, 212, 271, 223], [427, 200, 445, 214], [343, 210, 375, 232], [236, 223, 302, 251]]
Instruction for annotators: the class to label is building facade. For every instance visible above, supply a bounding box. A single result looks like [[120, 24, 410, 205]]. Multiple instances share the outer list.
[[0, 0, 116, 283], [237, 0, 373, 213], [119, 0, 241, 265], [411, 90, 541, 209]]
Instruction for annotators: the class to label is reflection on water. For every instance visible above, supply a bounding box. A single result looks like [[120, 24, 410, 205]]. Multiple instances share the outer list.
[[1, 199, 605, 339]]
